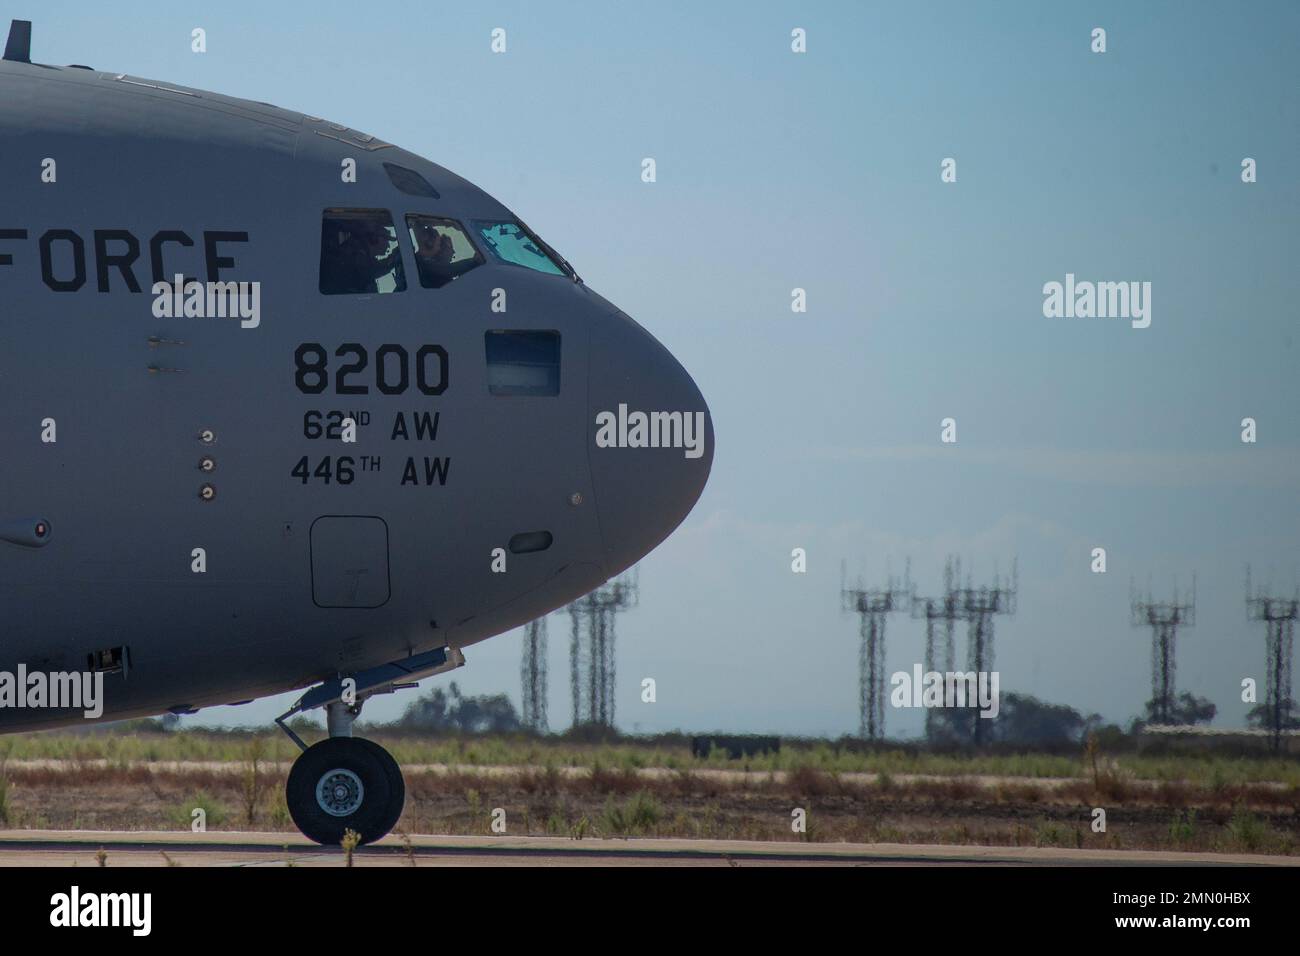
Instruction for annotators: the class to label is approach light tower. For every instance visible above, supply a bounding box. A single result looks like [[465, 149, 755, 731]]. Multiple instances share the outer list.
[[567, 569, 639, 729], [911, 558, 963, 738], [842, 562, 913, 740], [1131, 578, 1196, 725], [520, 617, 549, 733], [1245, 568, 1299, 751], [956, 562, 1017, 745]]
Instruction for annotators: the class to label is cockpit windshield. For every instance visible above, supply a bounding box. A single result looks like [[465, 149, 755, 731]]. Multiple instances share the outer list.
[[474, 220, 574, 279]]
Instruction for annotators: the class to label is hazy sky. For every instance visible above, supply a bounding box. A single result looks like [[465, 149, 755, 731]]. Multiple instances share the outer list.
[[32, 1, 1299, 737]]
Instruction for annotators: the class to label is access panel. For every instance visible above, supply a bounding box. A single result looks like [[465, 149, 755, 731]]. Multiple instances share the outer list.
[[309, 515, 390, 608]]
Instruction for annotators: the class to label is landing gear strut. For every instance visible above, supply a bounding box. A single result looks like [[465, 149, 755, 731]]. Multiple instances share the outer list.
[[274, 646, 464, 846]]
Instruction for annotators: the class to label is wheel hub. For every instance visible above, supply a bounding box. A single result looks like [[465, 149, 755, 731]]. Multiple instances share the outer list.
[[316, 768, 364, 817]]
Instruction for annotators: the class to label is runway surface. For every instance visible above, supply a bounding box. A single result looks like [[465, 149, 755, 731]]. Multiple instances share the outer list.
[[0, 830, 1294, 866]]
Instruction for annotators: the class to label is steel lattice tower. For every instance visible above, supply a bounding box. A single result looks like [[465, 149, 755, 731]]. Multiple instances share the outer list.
[[955, 562, 1017, 745], [566, 569, 639, 729], [911, 558, 962, 738], [842, 562, 912, 740], [520, 617, 549, 732], [1246, 569, 1298, 751], [1131, 579, 1196, 725]]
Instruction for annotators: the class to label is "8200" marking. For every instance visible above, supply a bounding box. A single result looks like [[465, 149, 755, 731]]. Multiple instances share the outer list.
[[294, 343, 447, 396]]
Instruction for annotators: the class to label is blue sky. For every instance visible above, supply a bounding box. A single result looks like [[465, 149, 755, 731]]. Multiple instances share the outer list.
[[30, 1, 1300, 736]]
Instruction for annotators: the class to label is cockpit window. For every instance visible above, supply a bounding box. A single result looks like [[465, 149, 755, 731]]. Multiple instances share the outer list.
[[474, 221, 568, 276], [406, 215, 484, 289], [319, 209, 406, 295]]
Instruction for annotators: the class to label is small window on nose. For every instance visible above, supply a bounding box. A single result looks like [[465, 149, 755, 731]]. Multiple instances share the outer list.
[[383, 162, 440, 198], [485, 330, 560, 396], [509, 531, 553, 554]]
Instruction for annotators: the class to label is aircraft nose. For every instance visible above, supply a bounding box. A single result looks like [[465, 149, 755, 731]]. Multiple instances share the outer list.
[[587, 310, 713, 575]]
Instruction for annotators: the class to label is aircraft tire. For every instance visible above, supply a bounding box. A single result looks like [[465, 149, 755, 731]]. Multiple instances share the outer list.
[[286, 737, 399, 846], [354, 736, 406, 838]]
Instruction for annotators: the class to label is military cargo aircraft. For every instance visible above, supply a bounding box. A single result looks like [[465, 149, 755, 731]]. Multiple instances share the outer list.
[[0, 21, 712, 844]]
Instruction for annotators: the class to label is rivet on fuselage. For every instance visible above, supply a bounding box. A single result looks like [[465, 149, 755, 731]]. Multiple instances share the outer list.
[[199, 483, 216, 501], [199, 456, 216, 472], [199, 429, 216, 444], [569, 492, 583, 506]]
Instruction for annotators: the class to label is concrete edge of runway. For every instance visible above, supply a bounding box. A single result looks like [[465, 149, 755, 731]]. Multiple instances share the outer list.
[[0, 830, 1295, 866]]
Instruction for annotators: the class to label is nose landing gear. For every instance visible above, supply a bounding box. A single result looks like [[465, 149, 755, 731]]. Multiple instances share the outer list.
[[274, 645, 464, 846], [285, 735, 405, 846]]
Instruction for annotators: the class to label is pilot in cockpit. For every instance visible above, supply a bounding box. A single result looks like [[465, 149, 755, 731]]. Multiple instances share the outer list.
[[351, 220, 402, 291], [321, 218, 403, 294], [412, 221, 476, 289]]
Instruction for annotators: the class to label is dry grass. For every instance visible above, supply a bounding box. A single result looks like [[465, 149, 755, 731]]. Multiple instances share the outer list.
[[8, 726, 1300, 787]]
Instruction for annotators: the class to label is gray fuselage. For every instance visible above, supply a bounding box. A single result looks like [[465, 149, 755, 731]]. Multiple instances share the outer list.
[[0, 59, 712, 730]]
